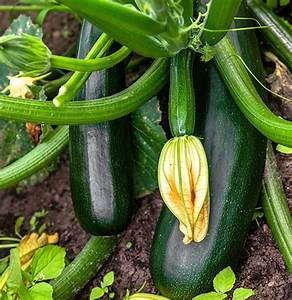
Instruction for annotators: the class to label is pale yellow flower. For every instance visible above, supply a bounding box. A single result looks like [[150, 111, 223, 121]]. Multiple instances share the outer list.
[[158, 135, 210, 244]]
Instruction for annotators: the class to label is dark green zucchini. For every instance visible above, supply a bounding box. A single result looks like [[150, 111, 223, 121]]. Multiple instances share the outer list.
[[150, 6, 267, 299], [247, 0, 292, 69], [69, 21, 132, 236]]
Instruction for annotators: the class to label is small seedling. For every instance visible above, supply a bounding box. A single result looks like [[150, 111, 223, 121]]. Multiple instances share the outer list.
[[252, 208, 264, 227], [193, 267, 255, 300], [90, 271, 115, 300], [126, 241, 133, 249]]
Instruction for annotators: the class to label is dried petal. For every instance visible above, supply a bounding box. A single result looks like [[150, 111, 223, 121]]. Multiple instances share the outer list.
[[158, 135, 210, 244]]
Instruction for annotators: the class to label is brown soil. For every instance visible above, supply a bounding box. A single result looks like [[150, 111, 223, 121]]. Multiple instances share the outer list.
[[0, 3, 292, 300]]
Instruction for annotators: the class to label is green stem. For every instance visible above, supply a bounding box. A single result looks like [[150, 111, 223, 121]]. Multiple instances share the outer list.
[[44, 72, 72, 98], [51, 46, 131, 72], [53, 33, 113, 107], [51, 236, 117, 300], [262, 142, 292, 273], [0, 58, 169, 124], [0, 126, 68, 190], [0, 5, 71, 13], [214, 36, 292, 147], [200, 0, 242, 45], [0, 237, 20, 242], [0, 244, 18, 249]]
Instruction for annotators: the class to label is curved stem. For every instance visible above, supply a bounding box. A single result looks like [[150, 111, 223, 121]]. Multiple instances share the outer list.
[[0, 58, 169, 125], [0, 126, 69, 190], [0, 237, 20, 242], [0, 5, 71, 13], [51, 236, 117, 300], [51, 46, 131, 72], [214, 37, 292, 147], [44, 72, 72, 98], [53, 34, 113, 107]]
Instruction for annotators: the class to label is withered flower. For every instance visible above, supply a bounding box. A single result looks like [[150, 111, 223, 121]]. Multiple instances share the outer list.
[[158, 135, 210, 244]]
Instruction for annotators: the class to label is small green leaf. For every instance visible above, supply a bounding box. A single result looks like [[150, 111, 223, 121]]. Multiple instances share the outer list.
[[213, 267, 236, 293], [7, 248, 22, 291], [103, 271, 115, 286], [18, 284, 33, 300], [90, 287, 105, 299], [233, 288, 255, 300], [193, 291, 227, 300], [109, 292, 115, 299], [14, 216, 24, 238], [28, 282, 53, 300], [31, 245, 65, 281]]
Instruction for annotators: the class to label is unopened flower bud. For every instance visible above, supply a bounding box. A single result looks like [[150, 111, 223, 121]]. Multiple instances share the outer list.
[[0, 33, 51, 76]]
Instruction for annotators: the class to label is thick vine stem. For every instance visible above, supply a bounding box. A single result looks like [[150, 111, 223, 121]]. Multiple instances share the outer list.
[[214, 36, 292, 147], [0, 126, 69, 190], [262, 142, 292, 273], [0, 5, 71, 12], [0, 58, 169, 125], [51, 46, 131, 72], [51, 236, 117, 300]]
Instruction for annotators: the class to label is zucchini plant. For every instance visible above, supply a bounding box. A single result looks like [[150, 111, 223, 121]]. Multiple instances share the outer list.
[[0, 0, 291, 299]]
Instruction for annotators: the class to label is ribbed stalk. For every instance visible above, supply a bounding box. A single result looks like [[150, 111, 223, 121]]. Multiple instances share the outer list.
[[262, 142, 292, 273], [0, 58, 169, 125], [214, 37, 292, 147], [0, 126, 69, 190], [51, 236, 117, 300]]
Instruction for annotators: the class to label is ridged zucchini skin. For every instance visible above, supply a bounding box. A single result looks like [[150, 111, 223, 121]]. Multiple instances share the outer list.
[[150, 7, 267, 299], [69, 21, 132, 236]]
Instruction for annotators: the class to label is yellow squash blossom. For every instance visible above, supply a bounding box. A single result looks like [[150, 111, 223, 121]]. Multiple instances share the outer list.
[[158, 135, 210, 244]]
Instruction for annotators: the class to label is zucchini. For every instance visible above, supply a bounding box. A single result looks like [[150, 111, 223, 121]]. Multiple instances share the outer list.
[[247, 0, 292, 69], [150, 6, 267, 299], [69, 21, 132, 236]]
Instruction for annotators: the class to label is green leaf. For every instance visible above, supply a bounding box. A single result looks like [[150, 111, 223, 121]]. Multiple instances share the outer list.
[[213, 267, 236, 293], [31, 245, 65, 281], [28, 282, 53, 300], [7, 248, 22, 292], [103, 271, 115, 287], [18, 284, 33, 300], [193, 291, 227, 300], [14, 216, 25, 238], [4, 15, 42, 38], [90, 287, 105, 299], [109, 292, 115, 299], [233, 288, 255, 300], [132, 96, 167, 198]]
